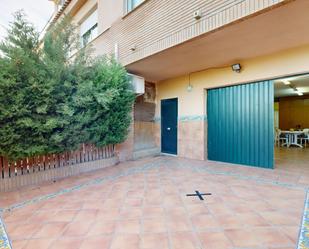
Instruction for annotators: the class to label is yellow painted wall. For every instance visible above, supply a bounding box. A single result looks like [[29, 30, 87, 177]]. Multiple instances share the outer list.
[[156, 44, 309, 117]]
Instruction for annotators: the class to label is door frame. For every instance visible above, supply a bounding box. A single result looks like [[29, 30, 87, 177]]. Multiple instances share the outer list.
[[161, 98, 178, 155]]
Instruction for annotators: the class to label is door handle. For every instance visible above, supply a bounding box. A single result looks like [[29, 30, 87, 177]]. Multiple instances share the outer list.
[[167, 127, 171, 131]]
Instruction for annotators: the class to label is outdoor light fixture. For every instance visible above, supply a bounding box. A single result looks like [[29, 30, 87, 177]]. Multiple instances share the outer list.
[[232, 63, 241, 73], [297, 91, 304, 96], [187, 83, 193, 92], [187, 73, 193, 92], [130, 45, 137, 51], [282, 79, 291, 85]]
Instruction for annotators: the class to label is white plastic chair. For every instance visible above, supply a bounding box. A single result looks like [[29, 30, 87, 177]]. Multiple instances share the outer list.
[[301, 128, 309, 147], [275, 128, 288, 147]]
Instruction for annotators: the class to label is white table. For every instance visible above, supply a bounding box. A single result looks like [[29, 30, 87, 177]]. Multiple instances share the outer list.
[[281, 131, 304, 148]]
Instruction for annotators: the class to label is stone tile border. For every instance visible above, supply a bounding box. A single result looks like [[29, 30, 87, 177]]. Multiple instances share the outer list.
[[298, 189, 309, 249], [0, 215, 12, 249], [154, 115, 207, 122]]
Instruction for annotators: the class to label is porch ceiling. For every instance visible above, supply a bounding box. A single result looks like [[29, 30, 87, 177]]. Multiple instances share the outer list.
[[126, 0, 309, 82]]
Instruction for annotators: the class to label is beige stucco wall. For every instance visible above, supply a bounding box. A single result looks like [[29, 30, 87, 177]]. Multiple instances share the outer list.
[[72, 0, 97, 24], [156, 44, 309, 160], [156, 44, 309, 118], [98, 0, 123, 33], [68, 0, 124, 35]]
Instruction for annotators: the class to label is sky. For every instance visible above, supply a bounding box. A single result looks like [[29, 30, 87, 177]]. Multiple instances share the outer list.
[[0, 0, 54, 41]]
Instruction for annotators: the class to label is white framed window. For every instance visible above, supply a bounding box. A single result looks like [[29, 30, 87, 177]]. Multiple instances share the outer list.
[[80, 9, 98, 47], [126, 0, 144, 13]]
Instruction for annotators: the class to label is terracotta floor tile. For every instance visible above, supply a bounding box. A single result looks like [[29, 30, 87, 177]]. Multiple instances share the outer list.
[[87, 220, 116, 235], [225, 229, 260, 247], [28, 210, 57, 224], [103, 198, 123, 209], [73, 209, 99, 221], [62, 221, 93, 237], [191, 214, 219, 230], [116, 219, 141, 233], [49, 237, 83, 249], [9, 222, 43, 240], [141, 233, 169, 249], [11, 240, 28, 249], [53, 210, 78, 222], [214, 214, 243, 228], [62, 201, 84, 210], [23, 238, 54, 249], [237, 212, 270, 227], [253, 227, 294, 246], [33, 222, 68, 238], [199, 231, 233, 249], [97, 209, 120, 220], [143, 218, 167, 233], [120, 208, 143, 219], [166, 216, 192, 232], [170, 232, 199, 249], [125, 198, 143, 207], [142, 207, 165, 218], [2, 155, 307, 249], [165, 207, 187, 217], [207, 203, 233, 215], [280, 226, 300, 243], [259, 211, 301, 226], [110, 234, 140, 249], [80, 235, 112, 249]]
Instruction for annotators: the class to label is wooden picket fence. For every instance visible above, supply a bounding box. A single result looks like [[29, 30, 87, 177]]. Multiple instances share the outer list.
[[0, 144, 116, 191], [0, 144, 115, 179]]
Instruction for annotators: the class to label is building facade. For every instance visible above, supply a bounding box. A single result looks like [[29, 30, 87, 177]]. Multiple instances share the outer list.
[[49, 0, 309, 169]]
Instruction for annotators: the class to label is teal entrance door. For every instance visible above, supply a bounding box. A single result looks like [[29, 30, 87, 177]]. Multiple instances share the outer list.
[[207, 81, 274, 168], [161, 98, 178, 154]]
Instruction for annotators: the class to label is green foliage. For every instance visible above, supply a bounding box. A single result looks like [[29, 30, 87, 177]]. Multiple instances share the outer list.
[[0, 12, 135, 161]]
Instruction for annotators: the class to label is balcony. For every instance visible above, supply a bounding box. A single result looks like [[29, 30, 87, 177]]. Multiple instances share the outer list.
[[91, 0, 287, 71]]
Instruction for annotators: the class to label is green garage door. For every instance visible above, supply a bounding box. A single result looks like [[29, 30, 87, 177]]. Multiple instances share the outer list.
[[207, 81, 274, 168]]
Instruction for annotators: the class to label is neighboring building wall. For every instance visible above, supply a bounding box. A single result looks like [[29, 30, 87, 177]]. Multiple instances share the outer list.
[[156, 44, 309, 160], [97, 0, 123, 33], [279, 96, 309, 130], [72, 0, 97, 24]]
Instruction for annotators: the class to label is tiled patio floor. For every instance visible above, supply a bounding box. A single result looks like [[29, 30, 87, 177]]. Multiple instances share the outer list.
[[0, 156, 308, 249]]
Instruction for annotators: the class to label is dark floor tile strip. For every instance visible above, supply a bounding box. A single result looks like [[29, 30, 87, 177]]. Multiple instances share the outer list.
[[297, 189, 309, 249], [0, 158, 166, 213], [0, 214, 12, 249]]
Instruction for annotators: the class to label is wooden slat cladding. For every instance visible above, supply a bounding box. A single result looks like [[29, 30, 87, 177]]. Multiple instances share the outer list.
[[88, 0, 285, 66]]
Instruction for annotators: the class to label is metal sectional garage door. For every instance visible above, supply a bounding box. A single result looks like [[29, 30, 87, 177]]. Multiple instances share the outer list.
[[207, 81, 274, 169]]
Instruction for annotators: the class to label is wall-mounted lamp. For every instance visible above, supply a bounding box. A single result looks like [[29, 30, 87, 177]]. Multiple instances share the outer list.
[[187, 73, 193, 92], [293, 87, 304, 96], [187, 83, 193, 92], [231, 63, 241, 73], [130, 45, 137, 52]]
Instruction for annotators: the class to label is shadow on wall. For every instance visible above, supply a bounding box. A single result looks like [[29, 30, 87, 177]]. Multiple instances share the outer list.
[[133, 82, 157, 151]]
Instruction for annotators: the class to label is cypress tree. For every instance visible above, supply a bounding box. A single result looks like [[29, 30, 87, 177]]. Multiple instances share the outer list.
[[0, 12, 135, 161]]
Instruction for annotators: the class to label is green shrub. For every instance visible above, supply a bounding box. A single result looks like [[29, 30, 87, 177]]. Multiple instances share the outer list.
[[0, 12, 135, 161]]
